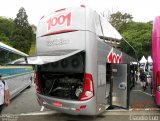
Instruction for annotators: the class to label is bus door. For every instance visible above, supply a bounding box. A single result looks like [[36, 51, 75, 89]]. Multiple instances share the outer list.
[[106, 63, 113, 106], [111, 64, 130, 109]]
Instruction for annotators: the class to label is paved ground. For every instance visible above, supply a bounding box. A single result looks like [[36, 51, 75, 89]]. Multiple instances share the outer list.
[[2, 83, 49, 114], [130, 79, 156, 109], [1, 78, 160, 121], [1, 110, 160, 121]]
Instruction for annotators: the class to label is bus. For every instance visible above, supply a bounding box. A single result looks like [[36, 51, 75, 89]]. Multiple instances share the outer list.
[[0, 42, 33, 99], [152, 16, 160, 107], [11, 6, 136, 115]]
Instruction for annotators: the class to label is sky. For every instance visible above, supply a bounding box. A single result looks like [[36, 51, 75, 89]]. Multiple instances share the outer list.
[[0, 0, 160, 26]]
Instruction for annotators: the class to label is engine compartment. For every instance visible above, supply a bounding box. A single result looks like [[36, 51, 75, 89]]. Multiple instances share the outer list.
[[39, 73, 84, 100], [36, 52, 85, 100]]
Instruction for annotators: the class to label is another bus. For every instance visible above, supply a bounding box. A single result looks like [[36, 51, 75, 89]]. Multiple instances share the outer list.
[[152, 16, 160, 107], [0, 42, 33, 99], [11, 6, 136, 115]]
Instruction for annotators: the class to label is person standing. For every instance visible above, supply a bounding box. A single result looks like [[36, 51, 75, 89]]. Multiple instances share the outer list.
[[139, 69, 147, 91], [0, 75, 10, 114]]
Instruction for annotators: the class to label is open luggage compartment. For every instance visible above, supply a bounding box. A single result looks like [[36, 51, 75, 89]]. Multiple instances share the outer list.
[[36, 52, 85, 100]]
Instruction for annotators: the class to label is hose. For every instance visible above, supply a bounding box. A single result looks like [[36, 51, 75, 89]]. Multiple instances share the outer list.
[[48, 79, 57, 94]]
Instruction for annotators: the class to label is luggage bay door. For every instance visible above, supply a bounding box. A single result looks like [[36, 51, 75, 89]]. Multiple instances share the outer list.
[[112, 64, 130, 109]]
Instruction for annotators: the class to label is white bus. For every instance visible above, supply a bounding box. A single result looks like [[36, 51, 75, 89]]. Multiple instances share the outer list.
[[0, 42, 33, 100], [11, 6, 135, 115]]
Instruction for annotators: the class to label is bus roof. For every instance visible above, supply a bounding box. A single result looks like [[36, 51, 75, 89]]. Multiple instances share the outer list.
[[0, 42, 28, 56], [37, 6, 122, 40]]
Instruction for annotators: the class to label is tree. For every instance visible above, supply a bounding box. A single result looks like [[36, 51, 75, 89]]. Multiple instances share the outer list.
[[109, 11, 152, 60], [14, 7, 29, 29], [119, 22, 152, 60], [109, 11, 133, 31], [11, 7, 35, 54], [0, 16, 15, 45]]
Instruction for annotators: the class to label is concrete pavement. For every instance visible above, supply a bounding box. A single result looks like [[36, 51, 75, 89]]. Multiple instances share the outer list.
[[0, 110, 160, 121], [1, 77, 160, 121]]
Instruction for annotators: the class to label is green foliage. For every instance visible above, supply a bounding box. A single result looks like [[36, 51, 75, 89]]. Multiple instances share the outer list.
[[0, 17, 15, 45], [109, 11, 152, 60], [0, 17, 15, 37], [0, 8, 36, 64], [14, 7, 29, 29], [119, 22, 152, 60], [109, 11, 133, 31], [29, 42, 36, 56], [11, 7, 35, 54], [0, 33, 9, 44]]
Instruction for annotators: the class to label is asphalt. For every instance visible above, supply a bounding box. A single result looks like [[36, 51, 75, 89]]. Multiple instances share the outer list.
[[0, 78, 160, 121], [130, 79, 157, 109], [0, 110, 160, 121]]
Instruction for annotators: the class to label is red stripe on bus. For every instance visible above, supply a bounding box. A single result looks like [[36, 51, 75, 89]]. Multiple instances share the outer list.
[[41, 29, 78, 37], [55, 8, 66, 12]]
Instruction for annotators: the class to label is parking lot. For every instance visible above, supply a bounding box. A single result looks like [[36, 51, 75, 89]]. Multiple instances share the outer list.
[[0, 80, 160, 121]]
